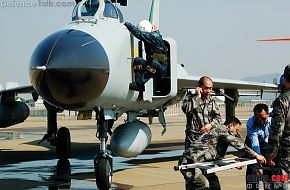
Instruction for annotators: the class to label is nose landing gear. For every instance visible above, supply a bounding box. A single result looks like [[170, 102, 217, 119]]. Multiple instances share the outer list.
[[94, 108, 114, 190]]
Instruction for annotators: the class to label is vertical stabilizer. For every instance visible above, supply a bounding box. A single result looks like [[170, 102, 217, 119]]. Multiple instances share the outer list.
[[149, 0, 160, 31]]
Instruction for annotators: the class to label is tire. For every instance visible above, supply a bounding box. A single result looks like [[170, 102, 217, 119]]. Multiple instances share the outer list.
[[56, 127, 71, 160], [94, 158, 112, 190]]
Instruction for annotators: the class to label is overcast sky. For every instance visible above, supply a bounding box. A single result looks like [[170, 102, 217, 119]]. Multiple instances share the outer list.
[[1, 0, 290, 87]]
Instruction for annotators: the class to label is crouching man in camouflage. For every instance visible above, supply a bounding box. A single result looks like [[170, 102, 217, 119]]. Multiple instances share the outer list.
[[179, 117, 266, 190]]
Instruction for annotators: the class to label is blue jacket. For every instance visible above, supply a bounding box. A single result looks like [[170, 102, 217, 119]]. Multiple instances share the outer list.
[[246, 114, 271, 154]]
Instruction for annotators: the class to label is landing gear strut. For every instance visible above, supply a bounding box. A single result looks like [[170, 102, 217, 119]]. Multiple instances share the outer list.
[[94, 108, 114, 190], [224, 89, 239, 119], [39, 101, 59, 145]]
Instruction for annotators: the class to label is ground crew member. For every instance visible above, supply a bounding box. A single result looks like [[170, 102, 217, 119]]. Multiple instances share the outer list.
[[267, 65, 290, 190], [245, 103, 272, 190], [279, 74, 286, 94], [182, 76, 222, 150], [124, 20, 168, 92], [179, 117, 266, 190]]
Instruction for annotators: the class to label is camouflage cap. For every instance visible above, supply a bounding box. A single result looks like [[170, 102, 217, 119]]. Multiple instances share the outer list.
[[284, 64, 290, 81]]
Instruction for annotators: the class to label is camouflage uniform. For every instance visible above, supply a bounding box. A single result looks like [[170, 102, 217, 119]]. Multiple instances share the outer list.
[[182, 93, 222, 150], [179, 125, 258, 190], [268, 89, 290, 190]]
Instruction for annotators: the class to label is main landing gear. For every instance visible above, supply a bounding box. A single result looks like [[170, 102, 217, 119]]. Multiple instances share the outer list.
[[94, 108, 114, 190], [40, 102, 71, 163], [41, 102, 114, 190]]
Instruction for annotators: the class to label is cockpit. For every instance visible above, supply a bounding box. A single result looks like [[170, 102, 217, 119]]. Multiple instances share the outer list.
[[72, 0, 123, 22]]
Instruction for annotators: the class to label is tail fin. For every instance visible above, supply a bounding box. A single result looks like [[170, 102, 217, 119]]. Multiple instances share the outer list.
[[149, 0, 160, 31]]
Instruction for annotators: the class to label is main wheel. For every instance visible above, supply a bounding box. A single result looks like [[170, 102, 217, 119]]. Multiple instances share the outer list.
[[94, 158, 112, 190], [56, 127, 71, 160]]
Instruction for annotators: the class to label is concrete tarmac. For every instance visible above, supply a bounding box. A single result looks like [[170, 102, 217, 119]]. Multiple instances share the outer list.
[[0, 115, 250, 190]]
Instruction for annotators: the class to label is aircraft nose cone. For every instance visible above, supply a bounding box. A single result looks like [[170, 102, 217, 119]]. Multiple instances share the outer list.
[[29, 29, 109, 110]]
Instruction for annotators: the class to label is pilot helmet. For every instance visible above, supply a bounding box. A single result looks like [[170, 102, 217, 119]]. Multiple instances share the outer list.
[[138, 20, 152, 32]]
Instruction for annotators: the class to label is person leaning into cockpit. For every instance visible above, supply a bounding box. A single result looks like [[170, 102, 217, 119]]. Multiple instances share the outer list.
[[124, 20, 168, 92]]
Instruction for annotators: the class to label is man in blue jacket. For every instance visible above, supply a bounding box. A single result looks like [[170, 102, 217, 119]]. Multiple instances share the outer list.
[[124, 20, 168, 92], [245, 103, 272, 190]]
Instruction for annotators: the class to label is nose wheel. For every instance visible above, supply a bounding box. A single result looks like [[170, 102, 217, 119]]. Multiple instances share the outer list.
[[94, 155, 113, 190]]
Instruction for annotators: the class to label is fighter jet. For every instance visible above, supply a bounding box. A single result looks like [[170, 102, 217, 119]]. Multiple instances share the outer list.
[[0, 0, 277, 189]]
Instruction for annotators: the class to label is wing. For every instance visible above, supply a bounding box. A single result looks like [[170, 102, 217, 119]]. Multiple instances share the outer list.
[[0, 85, 36, 96], [177, 65, 277, 91]]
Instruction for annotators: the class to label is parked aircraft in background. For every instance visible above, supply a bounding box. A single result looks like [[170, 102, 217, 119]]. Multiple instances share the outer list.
[[0, 0, 277, 189]]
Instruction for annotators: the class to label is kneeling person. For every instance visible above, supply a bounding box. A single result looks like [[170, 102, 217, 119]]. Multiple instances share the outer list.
[[179, 117, 266, 190]]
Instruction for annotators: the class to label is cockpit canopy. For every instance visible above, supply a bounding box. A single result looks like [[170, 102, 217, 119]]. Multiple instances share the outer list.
[[72, 0, 123, 22]]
